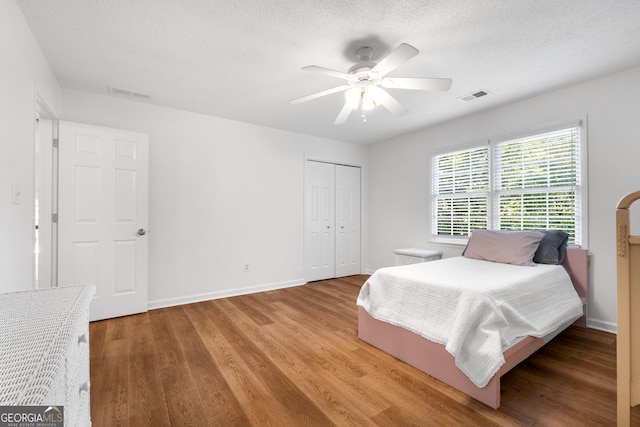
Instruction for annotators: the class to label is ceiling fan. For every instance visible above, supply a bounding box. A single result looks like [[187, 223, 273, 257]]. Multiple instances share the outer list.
[[290, 43, 452, 124]]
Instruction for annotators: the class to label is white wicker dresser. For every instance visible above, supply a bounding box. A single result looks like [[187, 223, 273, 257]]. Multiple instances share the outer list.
[[0, 285, 94, 426]]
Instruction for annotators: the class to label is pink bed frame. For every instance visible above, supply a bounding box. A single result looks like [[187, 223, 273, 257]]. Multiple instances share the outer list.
[[357, 248, 589, 409]]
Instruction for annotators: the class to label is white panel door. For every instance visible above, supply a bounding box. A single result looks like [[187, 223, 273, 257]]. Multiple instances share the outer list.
[[335, 165, 361, 278], [304, 161, 335, 282], [58, 121, 148, 321]]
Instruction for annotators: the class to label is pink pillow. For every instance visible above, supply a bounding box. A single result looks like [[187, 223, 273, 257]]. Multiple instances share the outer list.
[[463, 230, 545, 266]]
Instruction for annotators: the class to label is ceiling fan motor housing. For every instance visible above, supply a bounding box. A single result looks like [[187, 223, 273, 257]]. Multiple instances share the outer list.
[[348, 64, 381, 88], [347, 46, 380, 87]]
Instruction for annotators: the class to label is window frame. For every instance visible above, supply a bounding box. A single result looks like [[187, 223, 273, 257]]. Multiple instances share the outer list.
[[430, 119, 588, 247]]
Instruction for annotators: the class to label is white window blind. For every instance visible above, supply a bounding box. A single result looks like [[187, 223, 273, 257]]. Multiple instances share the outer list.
[[432, 123, 584, 245], [432, 145, 489, 240], [493, 126, 581, 244]]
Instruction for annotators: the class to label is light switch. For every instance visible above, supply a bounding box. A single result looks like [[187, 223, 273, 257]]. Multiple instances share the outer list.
[[12, 184, 21, 205]]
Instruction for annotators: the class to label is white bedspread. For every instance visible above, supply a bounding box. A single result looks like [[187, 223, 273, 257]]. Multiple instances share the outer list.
[[356, 256, 583, 388]]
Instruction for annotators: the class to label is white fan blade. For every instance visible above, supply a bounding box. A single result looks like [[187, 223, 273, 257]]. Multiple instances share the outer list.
[[334, 102, 354, 125], [381, 77, 452, 91], [289, 85, 350, 104], [302, 65, 352, 80], [371, 43, 419, 77], [376, 88, 408, 116]]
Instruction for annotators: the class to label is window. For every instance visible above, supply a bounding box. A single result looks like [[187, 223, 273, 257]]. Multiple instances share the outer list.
[[432, 145, 489, 238], [432, 123, 584, 245]]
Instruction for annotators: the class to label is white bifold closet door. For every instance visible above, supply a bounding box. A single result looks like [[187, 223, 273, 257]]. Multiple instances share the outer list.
[[304, 160, 360, 282]]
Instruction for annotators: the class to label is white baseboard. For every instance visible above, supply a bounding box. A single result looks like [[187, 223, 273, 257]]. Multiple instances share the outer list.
[[587, 318, 616, 334], [147, 279, 306, 311]]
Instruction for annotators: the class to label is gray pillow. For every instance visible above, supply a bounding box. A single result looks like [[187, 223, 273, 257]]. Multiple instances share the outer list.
[[463, 229, 545, 266], [533, 230, 569, 265]]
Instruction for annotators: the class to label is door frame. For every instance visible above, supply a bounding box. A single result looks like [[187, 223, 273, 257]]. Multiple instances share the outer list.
[[34, 95, 59, 289]]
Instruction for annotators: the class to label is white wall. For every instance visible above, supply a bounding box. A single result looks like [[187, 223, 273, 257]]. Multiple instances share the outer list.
[[61, 89, 368, 307], [368, 66, 640, 333], [0, 1, 60, 293]]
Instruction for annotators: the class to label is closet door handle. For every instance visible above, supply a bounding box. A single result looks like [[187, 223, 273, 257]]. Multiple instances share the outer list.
[[137, 228, 147, 236]]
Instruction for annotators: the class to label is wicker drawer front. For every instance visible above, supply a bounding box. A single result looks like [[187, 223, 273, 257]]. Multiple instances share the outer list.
[[0, 285, 94, 427], [65, 312, 90, 427]]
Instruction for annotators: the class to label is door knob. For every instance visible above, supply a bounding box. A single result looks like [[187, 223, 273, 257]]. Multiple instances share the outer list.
[[137, 228, 147, 236]]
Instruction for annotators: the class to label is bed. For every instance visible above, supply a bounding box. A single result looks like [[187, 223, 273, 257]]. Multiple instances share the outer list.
[[357, 230, 588, 409], [616, 190, 640, 426]]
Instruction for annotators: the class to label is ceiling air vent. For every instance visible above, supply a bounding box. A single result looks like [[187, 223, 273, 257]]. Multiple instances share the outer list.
[[107, 86, 151, 100], [458, 89, 491, 102]]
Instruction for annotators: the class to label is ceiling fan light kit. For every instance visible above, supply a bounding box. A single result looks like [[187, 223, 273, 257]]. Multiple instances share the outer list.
[[290, 43, 452, 125], [345, 84, 384, 123]]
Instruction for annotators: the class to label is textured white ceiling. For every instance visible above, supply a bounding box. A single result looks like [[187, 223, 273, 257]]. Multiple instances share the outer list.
[[16, 0, 640, 144]]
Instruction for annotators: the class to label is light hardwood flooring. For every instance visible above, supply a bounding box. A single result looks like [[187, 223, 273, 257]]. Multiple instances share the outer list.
[[89, 275, 638, 426]]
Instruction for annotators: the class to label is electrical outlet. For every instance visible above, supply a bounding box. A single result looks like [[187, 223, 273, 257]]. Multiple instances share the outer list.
[[244, 264, 250, 273]]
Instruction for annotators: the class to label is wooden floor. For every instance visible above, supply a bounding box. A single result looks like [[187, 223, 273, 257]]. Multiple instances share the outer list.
[[90, 275, 638, 426]]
